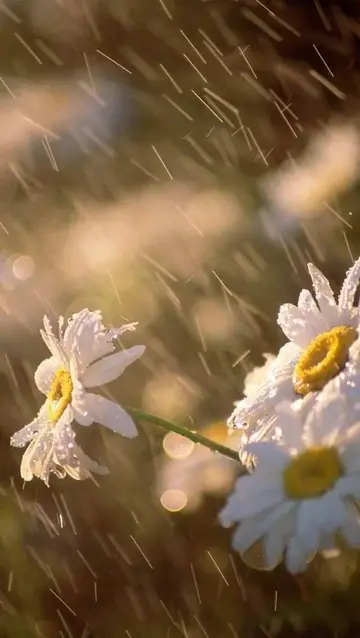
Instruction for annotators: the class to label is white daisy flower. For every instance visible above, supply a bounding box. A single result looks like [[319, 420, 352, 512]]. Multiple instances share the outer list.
[[13, 309, 145, 441], [229, 259, 360, 450], [229, 354, 277, 464], [11, 408, 108, 486], [220, 396, 360, 574]]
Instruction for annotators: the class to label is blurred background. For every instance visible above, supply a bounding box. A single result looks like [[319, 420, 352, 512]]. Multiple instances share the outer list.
[[2, 0, 360, 635]]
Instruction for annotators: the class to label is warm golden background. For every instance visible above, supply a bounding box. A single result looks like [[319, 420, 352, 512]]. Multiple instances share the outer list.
[[2, 0, 360, 636]]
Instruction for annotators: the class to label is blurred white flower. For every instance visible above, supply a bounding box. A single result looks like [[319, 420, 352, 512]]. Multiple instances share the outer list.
[[157, 422, 244, 512], [263, 123, 360, 232], [229, 259, 360, 456], [12, 309, 145, 439], [11, 407, 108, 486], [220, 397, 360, 574]]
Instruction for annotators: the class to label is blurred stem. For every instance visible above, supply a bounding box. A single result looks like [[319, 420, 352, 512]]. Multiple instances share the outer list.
[[127, 407, 241, 462]]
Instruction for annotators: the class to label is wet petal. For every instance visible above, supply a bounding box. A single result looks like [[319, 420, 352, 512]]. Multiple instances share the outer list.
[[341, 504, 360, 548], [219, 473, 284, 523], [34, 357, 59, 394], [20, 428, 57, 486], [10, 405, 47, 447], [335, 474, 360, 499], [242, 354, 276, 398], [20, 439, 37, 482], [285, 535, 310, 574], [41, 316, 67, 364], [231, 507, 275, 552], [295, 500, 322, 555], [270, 342, 299, 378], [277, 304, 313, 349], [306, 396, 346, 446], [275, 402, 304, 451], [71, 382, 94, 426], [246, 441, 289, 471], [62, 309, 123, 372], [114, 322, 139, 336], [296, 493, 347, 555], [307, 263, 337, 318], [83, 393, 138, 437], [81, 346, 145, 388], [297, 289, 321, 319], [54, 445, 109, 481], [338, 258, 360, 311], [264, 509, 295, 568], [231, 501, 295, 556], [341, 442, 360, 474]]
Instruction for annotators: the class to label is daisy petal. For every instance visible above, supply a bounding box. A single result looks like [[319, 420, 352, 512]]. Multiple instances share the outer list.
[[275, 403, 304, 450], [81, 346, 145, 388], [272, 342, 299, 370], [219, 473, 284, 522], [246, 441, 289, 472], [232, 517, 265, 553], [230, 500, 295, 554], [34, 357, 59, 394], [54, 446, 109, 481], [285, 536, 310, 574], [41, 316, 67, 363], [342, 505, 360, 548], [277, 304, 311, 349], [231, 510, 274, 553], [297, 493, 347, 555], [335, 475, 360, 499], [307, 263, 337, 317], [230, 371, 293, 431], [20, 439, 37, 482], [11, 419, 41, 447], [341, 442, 360, 474], [20, 428, 57, 486], [40, 330, 65, 364], [264, 513, 293, 568], [271, 349, 299, 385], [63, 309, 125, 372], [338, 258, 360, 311], [83, 393, 138, 437], [295, 500, 322, 555], [114, 322, 139, 336], [10, 404, 48, 447], [306, 396, 346, 446], [297, 289, 321, 318]]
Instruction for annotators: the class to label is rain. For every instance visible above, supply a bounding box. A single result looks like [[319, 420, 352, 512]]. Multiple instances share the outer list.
[[1, 1, 360, 637]]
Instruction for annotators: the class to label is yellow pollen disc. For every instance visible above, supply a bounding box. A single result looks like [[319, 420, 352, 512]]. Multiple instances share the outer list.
[[47, 368, 73, 424], [293, 325, 357, 396], [283, 447, 342, 500]]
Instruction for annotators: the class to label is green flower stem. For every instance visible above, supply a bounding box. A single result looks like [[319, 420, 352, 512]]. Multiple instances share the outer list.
[[127, 407, 241, 462]]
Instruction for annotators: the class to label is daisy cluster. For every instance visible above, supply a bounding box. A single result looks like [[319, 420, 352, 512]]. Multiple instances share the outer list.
[[10, 261, 360, 576], [220, 259, 360, 573], [10, 309, 145, 485]]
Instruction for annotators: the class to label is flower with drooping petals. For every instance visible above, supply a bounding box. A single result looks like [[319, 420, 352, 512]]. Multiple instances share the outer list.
[[11, 309, 144, 483], [11, 407, 108, 486], [229, 259, 360, 453], [11, 309, 145, 449], [220, 395, 360, 574]]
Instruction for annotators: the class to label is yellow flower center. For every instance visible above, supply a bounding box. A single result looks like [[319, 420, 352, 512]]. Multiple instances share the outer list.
[[47, 368, 73, 424], [293, 325, 357, 396], [283, 447, 343, 500]]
